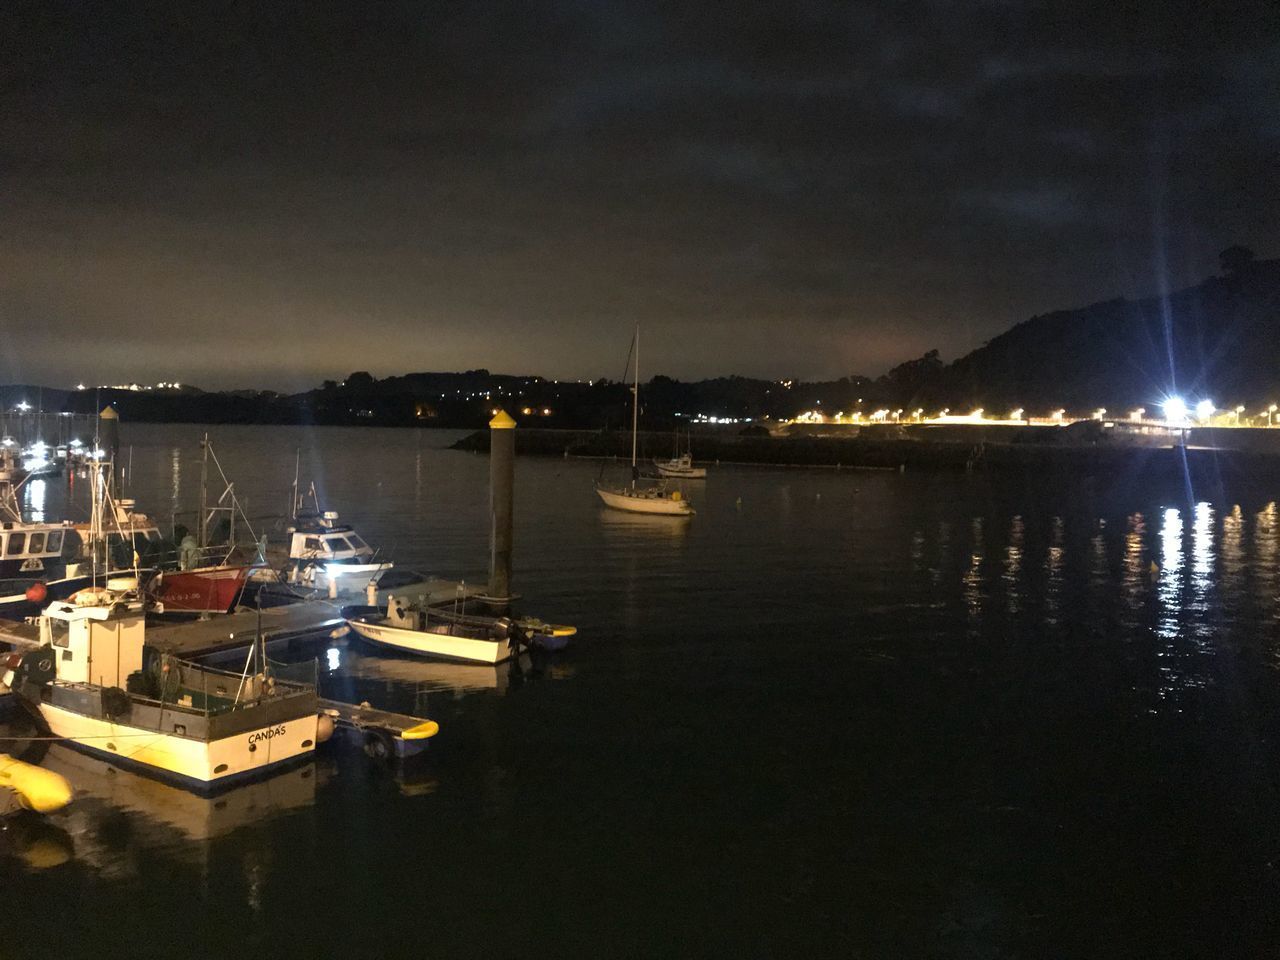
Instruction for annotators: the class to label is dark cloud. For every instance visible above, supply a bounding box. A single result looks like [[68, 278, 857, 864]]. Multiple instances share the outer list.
[[1, 0, 1277, 388]]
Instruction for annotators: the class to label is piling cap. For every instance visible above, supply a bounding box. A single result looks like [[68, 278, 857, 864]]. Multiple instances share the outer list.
[[489, 409, 517, 430]]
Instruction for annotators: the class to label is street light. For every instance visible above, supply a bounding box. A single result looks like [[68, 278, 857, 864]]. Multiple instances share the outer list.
[[1270, 403, 1278, 427], [1093, 408, 1106, 420], [1163, 396, 1188, 424], [1009, 407, 1024, 421], [1195, 399, 1215, 422], [1235, 404, 1245, 425], [1130, 408, 1145, 422]]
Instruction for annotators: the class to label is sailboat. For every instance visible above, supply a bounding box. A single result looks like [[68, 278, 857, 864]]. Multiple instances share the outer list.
[[595, 326, 695, 516]]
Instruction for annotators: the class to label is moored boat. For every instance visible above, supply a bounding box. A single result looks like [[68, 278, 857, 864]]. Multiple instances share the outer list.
[[596, 325, 696, 516], [595, 482, 695, 515], [654, 452, 707, 479], [343, 599, 575, 664], [3, 587, 333, 792]]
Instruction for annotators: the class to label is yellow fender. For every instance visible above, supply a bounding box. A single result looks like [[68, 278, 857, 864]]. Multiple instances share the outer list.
[[400, 720, 440, 741], [0, 754, 73, 813]]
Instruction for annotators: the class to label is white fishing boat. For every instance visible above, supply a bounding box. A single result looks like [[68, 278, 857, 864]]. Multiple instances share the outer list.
[[280, 470, 392, 591], [343, 598, 576, 664], [3, 586, 333, 793], [595, 325, 695, 516], [654, 452, 707, 479]]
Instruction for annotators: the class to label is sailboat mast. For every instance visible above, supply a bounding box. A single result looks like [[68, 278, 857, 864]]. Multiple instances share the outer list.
[[631, 325, 639, 474]]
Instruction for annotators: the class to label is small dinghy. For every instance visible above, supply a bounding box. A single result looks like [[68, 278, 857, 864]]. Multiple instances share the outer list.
[[342, 597, 576, 664]]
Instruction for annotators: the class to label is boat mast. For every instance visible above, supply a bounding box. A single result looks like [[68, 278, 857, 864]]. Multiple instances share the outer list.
[[198, 433, 209, 550], [630, 324, 639, 484]]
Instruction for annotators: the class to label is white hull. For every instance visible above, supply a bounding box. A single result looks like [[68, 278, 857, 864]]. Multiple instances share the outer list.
[[348, 617, 514, 664], [596, 486, 695, 516], [655, 463, 707, 479], [39, 703, 318, 789]]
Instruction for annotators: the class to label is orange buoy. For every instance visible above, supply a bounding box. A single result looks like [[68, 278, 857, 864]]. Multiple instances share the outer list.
[[24, 582, 47, 604]]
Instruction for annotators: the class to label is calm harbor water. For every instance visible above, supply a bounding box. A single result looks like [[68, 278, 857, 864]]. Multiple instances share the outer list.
[[4, 424, 1280, 957]]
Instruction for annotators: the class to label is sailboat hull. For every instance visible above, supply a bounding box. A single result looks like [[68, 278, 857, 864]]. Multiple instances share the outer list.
[[595, 486, 695, 515]]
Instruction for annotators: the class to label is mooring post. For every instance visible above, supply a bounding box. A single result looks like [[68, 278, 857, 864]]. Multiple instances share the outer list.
[[488, 408, 516, 602]]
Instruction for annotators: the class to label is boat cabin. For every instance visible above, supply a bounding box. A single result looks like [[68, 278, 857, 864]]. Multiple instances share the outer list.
[[40, 595, 144, 688], [0, 521, 78, 580], [287, 511, 374, 563]]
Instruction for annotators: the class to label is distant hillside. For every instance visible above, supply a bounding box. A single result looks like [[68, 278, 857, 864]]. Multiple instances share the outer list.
[[892, 253, 1280, 412]]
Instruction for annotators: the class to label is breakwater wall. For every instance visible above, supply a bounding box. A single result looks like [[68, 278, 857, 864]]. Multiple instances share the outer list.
[[452, 427, 1280, 476]]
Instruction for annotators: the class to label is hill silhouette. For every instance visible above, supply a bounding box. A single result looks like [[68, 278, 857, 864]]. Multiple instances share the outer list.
[[885, 251, 1280, 412]]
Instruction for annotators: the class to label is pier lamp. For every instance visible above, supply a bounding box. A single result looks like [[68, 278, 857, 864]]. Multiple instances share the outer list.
[[1130, 408, 1145, 422], [1162, 397, 1188, 425], [1235, 404, 1245, 425], [1195, 399, 1215, 422], [1009, 408, 1024, 421], [1269, 403, 1278, 426], [1051, 409, 1065, 422], [1093, 408, 1106, 420]]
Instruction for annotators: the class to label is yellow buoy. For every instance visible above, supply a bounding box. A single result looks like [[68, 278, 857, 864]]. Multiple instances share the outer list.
[[671, 490, 682, 501], [0, 754, 73, 813]]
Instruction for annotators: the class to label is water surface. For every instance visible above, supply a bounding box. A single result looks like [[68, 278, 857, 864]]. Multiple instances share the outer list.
[[4, 424, 1280, 958]]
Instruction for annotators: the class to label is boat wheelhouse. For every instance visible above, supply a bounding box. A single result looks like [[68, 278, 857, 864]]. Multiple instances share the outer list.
[[284, 509, 391, 588]]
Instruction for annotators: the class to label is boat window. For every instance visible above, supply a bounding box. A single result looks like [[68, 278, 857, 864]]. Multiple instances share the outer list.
[[6, 533, 24, 555], [326, 536, 353, 552], [46, 530, 62, 553], [60, 530, 81, 558], [347, 534, 368, 550], [304, 537, 323, 552], [49, 620, 69, 648], [146, 530, 162, 543], [27, 533, 44, 553]]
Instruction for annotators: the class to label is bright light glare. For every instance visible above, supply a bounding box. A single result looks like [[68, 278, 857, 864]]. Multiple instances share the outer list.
[[1195, 399, 1215, 420], [1163, 397, 1189, 423]]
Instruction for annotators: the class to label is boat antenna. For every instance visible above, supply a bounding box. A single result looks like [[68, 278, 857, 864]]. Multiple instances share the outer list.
[[291, 448, 300, 516]]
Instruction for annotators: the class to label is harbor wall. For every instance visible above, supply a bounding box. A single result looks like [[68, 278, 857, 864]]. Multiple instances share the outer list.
[[452, 426, 1280, 476]]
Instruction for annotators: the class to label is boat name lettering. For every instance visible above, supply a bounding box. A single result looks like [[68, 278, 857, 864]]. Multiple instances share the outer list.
[[248, 725, 287, 745]]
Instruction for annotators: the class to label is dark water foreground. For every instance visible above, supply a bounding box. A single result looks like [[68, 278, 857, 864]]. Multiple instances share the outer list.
[[3, 424, 1280, 958]]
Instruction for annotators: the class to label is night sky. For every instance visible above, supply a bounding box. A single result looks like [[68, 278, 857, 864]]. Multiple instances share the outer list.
[[3, 1, 1277, 389]]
